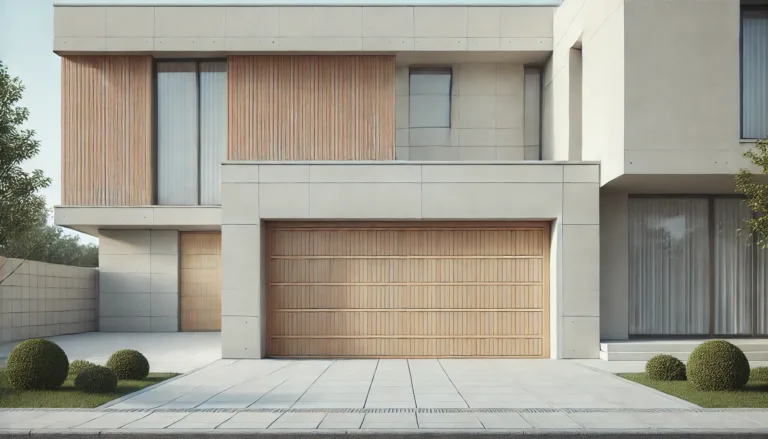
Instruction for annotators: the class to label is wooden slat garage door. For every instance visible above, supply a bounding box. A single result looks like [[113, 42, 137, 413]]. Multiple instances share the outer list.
[[180, 232, 222, 331], [267, 222, 549, 358]]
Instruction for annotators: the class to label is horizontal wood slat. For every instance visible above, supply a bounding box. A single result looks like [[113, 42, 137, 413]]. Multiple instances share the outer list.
[[267, 222, 550, 358], [228, 55, 395, 161], [180, 233, 222, 331], [61, 56, 153, 206]]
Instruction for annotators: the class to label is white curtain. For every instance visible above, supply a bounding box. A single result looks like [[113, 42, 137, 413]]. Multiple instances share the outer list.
[[714, 199, 755, 335], [157, 62, 199, 205], [629, 199, 710, 335], [742, 10, 768, 139], [199, 62, 228, 205], [757, 225, 768, 334]]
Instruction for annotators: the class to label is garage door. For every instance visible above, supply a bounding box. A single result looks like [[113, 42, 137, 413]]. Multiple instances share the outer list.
[[180, 232, 222, 331], [267, 222, 549, 358]]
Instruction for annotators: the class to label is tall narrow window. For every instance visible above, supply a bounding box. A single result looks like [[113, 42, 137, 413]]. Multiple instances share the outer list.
[[157, 61, 227, 205], [742, 9, 768, 139], [409, 69, 451, 128]]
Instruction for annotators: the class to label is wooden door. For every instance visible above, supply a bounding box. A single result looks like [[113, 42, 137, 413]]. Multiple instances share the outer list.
[[180, 232, 222, 331], [267, 222, 549, 358]]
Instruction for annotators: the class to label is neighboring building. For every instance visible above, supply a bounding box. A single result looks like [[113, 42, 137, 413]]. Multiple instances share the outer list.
[[51, 0, 768, 360]]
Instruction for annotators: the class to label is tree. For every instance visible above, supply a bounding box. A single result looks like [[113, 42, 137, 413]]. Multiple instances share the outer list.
[[0, 60, 51, 251], [736, 138, 768, 248]]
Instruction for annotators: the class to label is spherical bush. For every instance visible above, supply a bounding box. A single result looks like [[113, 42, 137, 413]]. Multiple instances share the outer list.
[[645, 354, 686, 381], [106, 349, 149, 380], [686, 340, 750, 391], [68, 359, 97, 377], [74, 366, 117, 393], [751, 366, 768, 382], [4, 338, 69, 390]]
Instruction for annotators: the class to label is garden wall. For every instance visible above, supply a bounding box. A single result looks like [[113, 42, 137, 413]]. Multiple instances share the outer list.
[[0, 257, 98, 344]]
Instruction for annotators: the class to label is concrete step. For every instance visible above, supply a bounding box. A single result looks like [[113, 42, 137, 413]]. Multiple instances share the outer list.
[[600, 350, 768, 362], [600, 340, 768, 353]]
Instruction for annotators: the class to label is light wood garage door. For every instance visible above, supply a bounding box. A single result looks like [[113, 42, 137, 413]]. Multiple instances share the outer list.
[[267, 222, 549, 358], [180, 232, 222, 331]]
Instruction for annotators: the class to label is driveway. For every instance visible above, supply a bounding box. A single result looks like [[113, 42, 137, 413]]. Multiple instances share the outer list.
[[108, 358, 694, 410], [0, 332, 220, 373]]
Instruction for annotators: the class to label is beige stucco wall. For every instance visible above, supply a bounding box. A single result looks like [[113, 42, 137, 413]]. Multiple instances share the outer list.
[[98, 230, 179, 332], [220, 161, 600, 359], [0, 258, 98, 344], [54, 5, 554, 53], [543, 0, 624, 184], [623, 0, 747, 175], [545, 0, 753, 184], [396, 63, 540, 161]]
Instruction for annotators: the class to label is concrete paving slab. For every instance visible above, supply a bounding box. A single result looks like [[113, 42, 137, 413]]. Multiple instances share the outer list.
[[318, 413, 365, 429], [520, 413, 583, 429], [567, 413, 650, 429], [75, 413, 150, 429], [476, 413, 533, 429], [166, 413, 234, 429]]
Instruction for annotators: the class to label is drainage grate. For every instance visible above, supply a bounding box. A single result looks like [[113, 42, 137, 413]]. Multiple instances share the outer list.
[[0, 407, 733, 414]]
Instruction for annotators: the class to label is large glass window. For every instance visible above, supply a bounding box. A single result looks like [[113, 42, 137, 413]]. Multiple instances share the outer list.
[[157, 61, 227, 205], [742, 9, 768, 139], [629, 199, 710, 335], [630, 197, 768, 337]]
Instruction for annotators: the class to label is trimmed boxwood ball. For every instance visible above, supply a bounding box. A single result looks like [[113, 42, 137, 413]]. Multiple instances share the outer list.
[[4, 338, 69, 390], [751, 366, 768, 382], [68, 359, 97, 377], [645, 354, 686, 381], [74, 365, 118, 393], [686, 340, 750, 391], [106, 349, 149, 380]]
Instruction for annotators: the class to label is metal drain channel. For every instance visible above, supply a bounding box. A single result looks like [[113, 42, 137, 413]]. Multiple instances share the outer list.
[[2, 407, 756, 414]]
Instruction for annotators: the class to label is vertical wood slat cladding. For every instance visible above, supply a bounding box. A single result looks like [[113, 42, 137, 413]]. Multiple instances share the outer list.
[[61, 56, 153, 206], [228, 56, 395, 161], [180, 233, 222, 331], [267, 222, 550, 358]]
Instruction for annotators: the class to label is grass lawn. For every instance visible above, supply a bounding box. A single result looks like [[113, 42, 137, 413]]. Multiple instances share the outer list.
[[0, 369, 177, 408], [620, 373, 768, 408]]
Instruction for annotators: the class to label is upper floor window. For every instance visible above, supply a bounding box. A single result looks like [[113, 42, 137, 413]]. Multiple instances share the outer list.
[[156, 61, 227, 205], [742, 8, 768, 139], [409, 69, 452, 128]]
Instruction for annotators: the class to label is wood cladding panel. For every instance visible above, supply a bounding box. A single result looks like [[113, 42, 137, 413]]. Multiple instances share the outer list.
[[267, 222, 550, 358], [61, 56, 153, 206], [180, 233, 222, 331], [228, 56, 395, 161]]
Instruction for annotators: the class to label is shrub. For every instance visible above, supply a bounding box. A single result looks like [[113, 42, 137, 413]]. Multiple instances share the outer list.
[[686, 340, 750, 391], [645, 354, 686, 381], [4, 338, 69, 390], [751, 366, 768, 382], [106, 349, 149, 380], [68, 359, 97, 377], [74, 366, 117, 393]]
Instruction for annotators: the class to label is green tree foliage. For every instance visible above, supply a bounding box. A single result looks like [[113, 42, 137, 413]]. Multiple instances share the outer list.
[[736, 139, 768, 248], [0, 61, 97, 271], [0, 61, 51, 251]]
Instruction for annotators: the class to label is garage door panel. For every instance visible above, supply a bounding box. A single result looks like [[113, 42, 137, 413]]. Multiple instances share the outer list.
[[270, 285, 544, 309], [271, 229, 545, 257], [271, 258, 543, 284], [267, 223, 549, 358], [271, 311, 543, 336], [269, 337, 544, 357]]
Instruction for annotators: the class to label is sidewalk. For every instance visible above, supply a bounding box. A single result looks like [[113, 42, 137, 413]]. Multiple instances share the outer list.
[[3, 407, 768, 436]]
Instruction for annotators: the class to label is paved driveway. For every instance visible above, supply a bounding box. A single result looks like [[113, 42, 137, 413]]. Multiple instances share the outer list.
[[109, 358, 694, 410]]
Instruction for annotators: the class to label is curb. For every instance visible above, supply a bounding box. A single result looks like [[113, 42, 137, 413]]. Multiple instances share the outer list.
[[3, 429, 768, 438]]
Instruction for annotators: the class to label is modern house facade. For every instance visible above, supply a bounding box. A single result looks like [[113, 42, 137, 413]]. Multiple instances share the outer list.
[[51, 0, 768, 360]]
